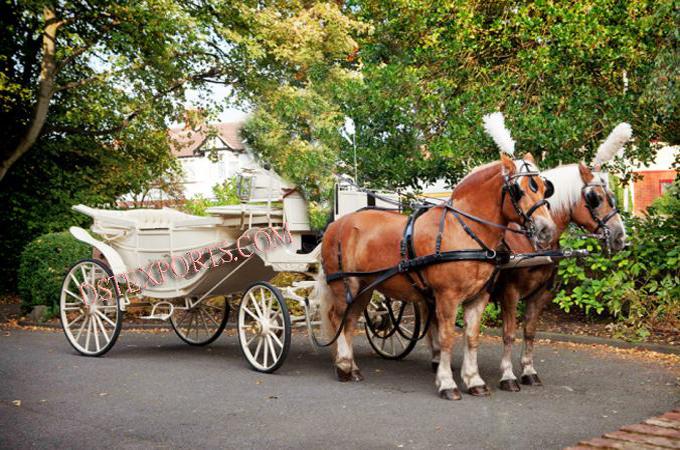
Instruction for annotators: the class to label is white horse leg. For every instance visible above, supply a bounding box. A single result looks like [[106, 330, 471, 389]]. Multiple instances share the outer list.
[[461, 293, 490, 396], [335, 331, 354, 376]]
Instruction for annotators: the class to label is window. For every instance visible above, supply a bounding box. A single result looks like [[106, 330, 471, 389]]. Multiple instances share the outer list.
[[659, 179, 673, 195]]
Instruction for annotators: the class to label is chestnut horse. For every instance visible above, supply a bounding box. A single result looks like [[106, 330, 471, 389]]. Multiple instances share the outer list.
[[317, 152, 556, 400], [495, 161, 627, 391]]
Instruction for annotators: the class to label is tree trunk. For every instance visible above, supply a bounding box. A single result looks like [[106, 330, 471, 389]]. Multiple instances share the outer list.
[[0, 7, 59, 182]]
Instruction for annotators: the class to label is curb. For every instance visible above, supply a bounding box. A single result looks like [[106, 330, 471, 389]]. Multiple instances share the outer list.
[[14, 320, 679, 356], [481, 327, 680, 356]]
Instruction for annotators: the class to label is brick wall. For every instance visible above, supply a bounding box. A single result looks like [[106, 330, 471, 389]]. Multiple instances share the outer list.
[[633, 169, 677, 215]]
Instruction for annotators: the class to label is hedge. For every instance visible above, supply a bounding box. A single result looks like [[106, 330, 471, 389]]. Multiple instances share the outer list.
[[17, 231, 90, 313]]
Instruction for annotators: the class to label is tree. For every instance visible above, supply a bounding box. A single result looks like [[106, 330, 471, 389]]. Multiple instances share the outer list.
[[0, 1, 367, 290], [244, 0, 679, 199]]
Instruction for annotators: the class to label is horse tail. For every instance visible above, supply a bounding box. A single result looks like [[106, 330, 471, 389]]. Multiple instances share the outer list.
[[312, 264, 335, 340]]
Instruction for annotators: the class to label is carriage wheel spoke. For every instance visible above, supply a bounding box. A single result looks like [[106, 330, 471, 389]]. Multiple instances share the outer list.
[[176, 310, 190, 328], [84, 318, 92, 352], [91, 314, 101, 351], [67, 313, 84, 328], [253, 337, 263, 360], [185, 311, 195, 337], [200, 307, 221, 328], [94, 313, 110, 344], [262, 337, 269, 367], [197, 308, 210, 338], [95, 309, 116, 327], [266, 335, 277, 359], [74, 315, 89, 341], [243, 305, 259, 321], [64, 289, 83, 302], [270, 332, 283, 349], [395, 331, 406, 350], [250, 292, 264, 318]]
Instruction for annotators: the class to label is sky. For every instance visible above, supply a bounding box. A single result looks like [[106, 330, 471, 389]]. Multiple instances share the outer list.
[[183, 83, 249, 123]]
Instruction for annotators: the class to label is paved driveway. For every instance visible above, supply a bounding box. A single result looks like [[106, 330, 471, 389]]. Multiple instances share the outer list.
[[1, 329, 678, 449]]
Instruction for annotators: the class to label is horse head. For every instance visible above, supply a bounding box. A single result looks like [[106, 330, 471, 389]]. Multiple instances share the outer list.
[[500, 152, 556, 249]]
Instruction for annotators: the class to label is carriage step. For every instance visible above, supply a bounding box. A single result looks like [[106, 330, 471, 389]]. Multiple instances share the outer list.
[[140, 302, 174, 321]]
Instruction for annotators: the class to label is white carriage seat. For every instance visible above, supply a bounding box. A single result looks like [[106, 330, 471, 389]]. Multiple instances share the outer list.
[[72, 204, 221, 230], [206, 203, 284, 218]]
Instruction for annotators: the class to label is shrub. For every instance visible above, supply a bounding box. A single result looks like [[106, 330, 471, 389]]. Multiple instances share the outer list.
[[17, 231, 90, 314], [555, 184, 680, 337], [183, 179, 240, 216]]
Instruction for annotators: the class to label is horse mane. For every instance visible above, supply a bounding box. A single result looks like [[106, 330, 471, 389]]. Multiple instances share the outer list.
[[542, 164, 584, 215], [454, 159, 539, 198]]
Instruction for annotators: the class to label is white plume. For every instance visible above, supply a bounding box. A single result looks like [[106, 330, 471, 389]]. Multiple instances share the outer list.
[[482, 112, 515, 155], [593, 122, 632, 165]]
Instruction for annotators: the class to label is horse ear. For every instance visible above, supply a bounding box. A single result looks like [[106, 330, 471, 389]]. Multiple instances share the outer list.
[[501, 152, 516, 175], [522, 152, 536, 164], [578, 162, 595, 183]]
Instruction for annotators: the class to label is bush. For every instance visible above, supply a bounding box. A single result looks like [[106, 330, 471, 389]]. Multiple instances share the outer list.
[[555, 184, 680, 337], [183, 179, 240, 216], [17, 231, 91, 314]]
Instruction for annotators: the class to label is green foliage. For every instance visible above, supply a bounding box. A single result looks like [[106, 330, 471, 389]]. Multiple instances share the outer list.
[[182, 179, 240, 216], [308, 202, 332, 231], [555, 199, 680, 333], [17, 232, 90, 313], [245, 0, 678, 200], [1, 1, 363, 291]]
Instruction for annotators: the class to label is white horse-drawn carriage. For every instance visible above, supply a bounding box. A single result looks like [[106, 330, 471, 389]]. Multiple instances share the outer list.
[[60, 169, 403, 371]]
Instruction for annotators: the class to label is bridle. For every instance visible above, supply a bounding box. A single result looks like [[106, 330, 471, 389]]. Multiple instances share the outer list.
[[580, 178, 620, 251], [500, 160, 554, 239]]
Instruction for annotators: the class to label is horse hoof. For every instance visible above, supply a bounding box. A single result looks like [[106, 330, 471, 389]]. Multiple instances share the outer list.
[[468, 385, 491, 396], [439, 388, 462, 401], [431, 362, 439, 372], [350, 370, 364, 382], [335, 367, 352, 382], [520, 374, 542, 386], [499, 379, 521, 392]]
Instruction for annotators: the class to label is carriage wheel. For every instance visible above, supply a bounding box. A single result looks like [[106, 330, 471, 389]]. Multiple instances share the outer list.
[[237, 282, 291, 373], [170, 296, 229, 346], [364, 294, 421, 360], [60, 259, 123, 357]]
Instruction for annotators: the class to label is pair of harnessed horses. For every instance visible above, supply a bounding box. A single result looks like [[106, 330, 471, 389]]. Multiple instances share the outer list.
[[314, 113, 630, 400]]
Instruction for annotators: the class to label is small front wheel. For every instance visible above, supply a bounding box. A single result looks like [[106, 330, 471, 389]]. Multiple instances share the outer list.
[[364, 295, 421, 360], [170, 296, 229, 346], [237, 282, 291, 373], [60, 259, 123, 356]]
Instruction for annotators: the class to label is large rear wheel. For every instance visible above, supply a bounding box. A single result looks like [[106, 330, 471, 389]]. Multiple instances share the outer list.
[[60, 259, 123, 356]]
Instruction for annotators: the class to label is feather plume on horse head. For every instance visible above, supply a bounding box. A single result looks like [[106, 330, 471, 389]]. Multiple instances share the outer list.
[[593, 122, 632, 167], [482, 112, 515, 156]]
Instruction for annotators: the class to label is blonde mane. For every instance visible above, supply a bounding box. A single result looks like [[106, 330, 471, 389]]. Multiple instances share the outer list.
[[542, 164, 584, 214]]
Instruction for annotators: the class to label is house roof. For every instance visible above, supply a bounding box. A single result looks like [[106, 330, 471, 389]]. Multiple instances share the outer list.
[[168, 122, 246, 157]]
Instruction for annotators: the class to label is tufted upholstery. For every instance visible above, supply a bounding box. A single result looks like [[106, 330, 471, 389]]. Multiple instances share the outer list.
[[72, 205, 221, 229]]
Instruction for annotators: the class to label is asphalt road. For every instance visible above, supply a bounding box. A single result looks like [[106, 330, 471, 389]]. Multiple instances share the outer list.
[[1, 329, 678, 449]]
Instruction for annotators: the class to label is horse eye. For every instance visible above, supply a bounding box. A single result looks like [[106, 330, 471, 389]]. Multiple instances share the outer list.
[[528, 177, 538, 193]]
